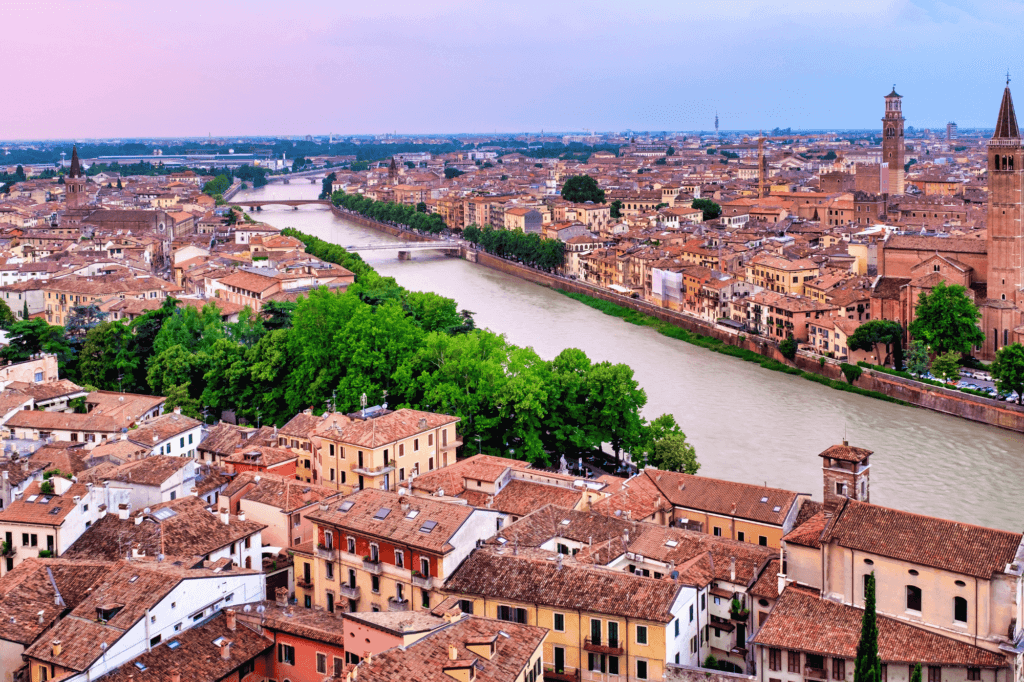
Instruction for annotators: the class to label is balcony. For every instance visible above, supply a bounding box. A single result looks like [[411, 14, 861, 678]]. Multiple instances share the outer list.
[[339, 584, 360, 600], [439, 438, 463, 451], [583, 637, 624, 656], [545, 668, 580, 682], [412, 574, 433, 589], [315, 546, 337, 561], [296, 578, 314, 590], [363, 558, 384, 575], [352, 464, 395, 477], [804, 667, 827, 680], [387, 597, 410, 612]]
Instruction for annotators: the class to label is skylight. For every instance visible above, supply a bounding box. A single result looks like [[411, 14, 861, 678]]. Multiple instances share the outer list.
[[167, 641, 181, 650], [373, 508, 391, 521], [48, 507, 61, 515], [773, 506, 782, 513], [26, 495, 37, 503], [339, 501, 354, 512], [419, 520, 437, 533], [405, 510, 420, 519], [152, 508, 177, 521], [135, 662, 147, 671], [760, 496, 769, 503], [665, 540, 678, 548], [559, 519, 570, 526]]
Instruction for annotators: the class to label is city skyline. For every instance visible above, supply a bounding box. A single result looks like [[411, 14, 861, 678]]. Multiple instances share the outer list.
[[7, 0, 1024, 139]]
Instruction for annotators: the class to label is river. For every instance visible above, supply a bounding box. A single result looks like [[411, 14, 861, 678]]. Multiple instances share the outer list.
[[233, 182, 1024, 531]]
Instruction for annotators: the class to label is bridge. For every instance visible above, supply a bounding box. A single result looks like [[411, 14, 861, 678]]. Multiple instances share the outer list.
[[231, 199, 331, 209], [267, 168, 333, 184], [342, 241, 463, 259]]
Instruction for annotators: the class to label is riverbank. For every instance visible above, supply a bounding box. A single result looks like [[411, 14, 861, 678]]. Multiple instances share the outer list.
[[466, 247, 1024, 434]]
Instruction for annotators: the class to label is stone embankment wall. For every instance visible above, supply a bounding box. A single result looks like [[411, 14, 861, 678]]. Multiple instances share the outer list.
[[329, 207, 438, 243]]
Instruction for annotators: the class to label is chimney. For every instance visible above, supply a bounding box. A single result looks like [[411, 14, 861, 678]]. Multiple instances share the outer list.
[[118, 503, 130, 521], [170, 670, 181, 682], [225, 608, 236, 631], [448, 645, 458, 661], [37, 610, 45, 624], [237, 510, 246, 522], [135, 512, 144, 526], [190, 487, 198, 497], [52, 640, 61, 657], [556, 553, 563, 571], [730, 502, 737, 514], [302, 488, 312, 504], [219, 639, 231, 661], [173, 407, 181, 415], [220, 508, 229, 525], [275, 586, 288, 606], [730, 556, 736, 582]]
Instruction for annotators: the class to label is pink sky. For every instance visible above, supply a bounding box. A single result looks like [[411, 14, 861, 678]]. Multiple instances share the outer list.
[[5, 0, 1023, 139]]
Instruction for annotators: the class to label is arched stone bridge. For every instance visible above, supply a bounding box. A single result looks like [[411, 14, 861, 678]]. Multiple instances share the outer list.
[[230, 199, 332, 208]]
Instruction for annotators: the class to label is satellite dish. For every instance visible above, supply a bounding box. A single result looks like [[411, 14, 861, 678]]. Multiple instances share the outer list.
[[256, 605, 266, 614], [243, 605, 252, 613]]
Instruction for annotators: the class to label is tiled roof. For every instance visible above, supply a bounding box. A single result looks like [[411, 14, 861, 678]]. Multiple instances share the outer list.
[[84, 455, 191, 487], [0, 480, 88, 526], [0, 558, 111, 646], [818, 443, 873, 463], [591, 469, 671, 520], [278, 411, 322, 438], [493, 505, 633, 549], [63, 495, 265, 560], [127, 412, 201, 446], [356, 616, 546, 682], [644, 470, 801, 526], [6, 410, 121, 433], [197, 422, 273, 456], [443, 547, 682, 623], [823, 500, 1022, 579], [315, 408, 459, 449], [343, 609, 448, 637], [748, 558, 781, 600], [307, 489, 480, 554], [783, 510, 828, 549], [91, 610, 272, 682], [885, 235, 988, 254], [84, 391, 165, 423], [753, 586, 1007, 667], [28, 442, 93, 474], [410, 454, 530, 496], [223, 471, 340, 512], [477, 479, 582, 517]]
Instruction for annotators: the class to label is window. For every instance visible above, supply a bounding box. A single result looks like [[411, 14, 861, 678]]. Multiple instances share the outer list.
[[239, 659, 256, 679], [675, 619, 680, 637], [317, 653, 327, 674], [395, 550, 404, 568], [906, 585, 922, 612], [833, 658, 845, 680], [277, 643, 295, 665], [347, 537, 355, 553], [928, 667, 941, 682], [637, 660, 648, 680], [737, 531, 745, 542], [150, 635, 161, 647], [788, 650, 801, 673], [334, 657, 345, 677], [759, 536, 768, 546], [954, 597, 968, 623], [713, 526, 722, 537], [554, 613, 565, 632], [769, 648, 782, 672], [399, 468, 405, 481], [371, 575, 380, 593], [325, 563, 334, 581], [458, 599, 474, 615], [690, 635, 698, 653], [608, 656, 620, 675], [414, 438, 419, 451], [421, 557, 430, 576], [967, 669, 981, 681], [636, 625, 648, 645], [497, 605, 527, 623], [701, 593, 706, 610], [422, 591, 430, 609]]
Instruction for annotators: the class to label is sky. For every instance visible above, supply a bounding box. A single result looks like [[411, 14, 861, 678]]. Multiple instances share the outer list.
[[6, 0, 1024, 139]]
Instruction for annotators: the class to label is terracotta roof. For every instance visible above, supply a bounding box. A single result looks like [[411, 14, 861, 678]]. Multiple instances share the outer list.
[[127, 412, 201, 446], [443, 547, 682, 623], [474, 479, 582, 517], [644, 470, 801, 526], [28, 442, 93, 474], [885, 235, 988, 254], [197, 422, 274, 456], [818, 443, 873, 463], [84, 455, 192, 487], [91, 610, 272, 682], [754, 586, 1008, 667], [411, 454, 531, 496], [342, 609, 448, 638], [493, 505, 633, 549], [314, 408, 459, 449], [308, 488, 483, 554], [278, 411, 322, 438], [748, 558, 781, 600], [591, 470, 672, 520], [5, 410, 121, 433], [871, 276, 910, 300], [355, 616, 546, 682], [0, 480, 88, 526], [223, 471, 340, 512], [63, 495, 265, 560], [823, 500, 1022, 579]]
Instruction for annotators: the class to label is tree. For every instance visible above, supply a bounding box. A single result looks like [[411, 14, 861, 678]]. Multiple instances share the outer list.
[[560, 175, 605, 204], [692, 198, 721, 221], [666, 146, 675, 156], [610, 200, 623, 219], [847, 319, 904, 369], [77, 322, 138, 391], [416, 202, 427, 213], [649, 432, 700, 473], [909, 281, 984, 356], [0, 299, 15, 330], [0, 319, 74, 374], [779, 336, 797, 360], [991, 343, 1024, 403], [444, 168, 465, 180], [116, 178, 123, 190], [930, 350, 962, 383], [14, 166, 25, 182], [854, 573, 882, 682], [906, 340, 930, 376], [910, 664, 922, 682], [21, 300, 29, 322]]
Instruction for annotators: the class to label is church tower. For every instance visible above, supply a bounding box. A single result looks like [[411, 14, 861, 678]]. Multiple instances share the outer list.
[[818, 442, 872, 509], [65, 146, 87, 210], [388, 157, 398, 185], [882, 86, 905, 195], [984, 81, 1024, 355]]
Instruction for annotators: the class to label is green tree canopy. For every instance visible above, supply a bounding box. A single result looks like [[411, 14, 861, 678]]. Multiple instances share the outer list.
[[930, 350, 962, 383], [854, 573, 882, 682], [692, 198, 721, 220], [909, 281, 984, 356], [560, 175, 606, 203], [0, 299, 15, 330], [905, 340, 930, 376], [991, 343, 1024, 404], [848, 319, 904, 369]]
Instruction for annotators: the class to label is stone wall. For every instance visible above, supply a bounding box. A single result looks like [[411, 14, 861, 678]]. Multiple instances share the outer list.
[[329, 207, 438, 243], [469, 250, 1024, 433]]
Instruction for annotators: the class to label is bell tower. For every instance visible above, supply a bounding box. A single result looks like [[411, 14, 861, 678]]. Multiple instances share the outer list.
[[818, 442, 872, 509], [881, 86, 905, 195], [984, 79, 1024, 356], [65, 146, 87, 210]]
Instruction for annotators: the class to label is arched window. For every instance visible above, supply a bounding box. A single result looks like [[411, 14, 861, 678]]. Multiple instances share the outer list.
[[906, 585, 922, 611], [1010, 156, 1015, 171], [245, 555, 252, 569], [954, 596, 967, 623]]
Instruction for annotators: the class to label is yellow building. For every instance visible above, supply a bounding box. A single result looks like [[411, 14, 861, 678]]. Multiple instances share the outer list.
[[745, 254, 821, 296], [441, 548, 695, 681], [312, 408, 461, 493]]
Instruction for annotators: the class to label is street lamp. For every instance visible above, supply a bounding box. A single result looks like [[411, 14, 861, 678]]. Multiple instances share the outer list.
[[475, 436, 481, 454]]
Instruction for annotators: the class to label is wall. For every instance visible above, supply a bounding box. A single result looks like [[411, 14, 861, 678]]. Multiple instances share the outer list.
[[330, 207, 439, 243], [467, 250, 1024, 434]]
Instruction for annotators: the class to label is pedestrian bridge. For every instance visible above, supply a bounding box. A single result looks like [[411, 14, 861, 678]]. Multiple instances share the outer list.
[[232, 199, 331, 208], [343, 241, 462, 252]]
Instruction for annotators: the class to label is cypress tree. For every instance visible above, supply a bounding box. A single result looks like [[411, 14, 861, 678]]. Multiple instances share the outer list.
[[911, 664, 922, 682], [854, 572, 882, 682]]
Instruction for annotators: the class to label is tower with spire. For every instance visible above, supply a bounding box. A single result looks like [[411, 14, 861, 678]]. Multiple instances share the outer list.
[[388, 157, 398, 185], [715, 111, 719, 140], [881, 86, 905, 195], [984, 76, 1024, 356], [65, 145, 88, 210]]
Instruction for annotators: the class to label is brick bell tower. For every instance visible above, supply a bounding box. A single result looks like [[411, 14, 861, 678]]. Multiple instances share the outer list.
[[818, 442, 872, 509], [65, 146, 88, 210], [882, 86, 905, 195], [984, 78, 1024, 357]]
